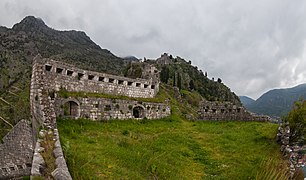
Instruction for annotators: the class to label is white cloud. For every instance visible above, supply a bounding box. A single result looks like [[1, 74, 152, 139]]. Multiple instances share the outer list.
[[1, 0, 306, 99]]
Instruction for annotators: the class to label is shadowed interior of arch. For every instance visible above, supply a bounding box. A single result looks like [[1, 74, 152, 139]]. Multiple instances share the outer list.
[[133, 106, 145, 118], [63, 101, 79, 118]]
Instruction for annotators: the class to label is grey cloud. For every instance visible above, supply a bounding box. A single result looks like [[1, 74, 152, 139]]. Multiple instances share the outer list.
[[1, 0, 306, 99]]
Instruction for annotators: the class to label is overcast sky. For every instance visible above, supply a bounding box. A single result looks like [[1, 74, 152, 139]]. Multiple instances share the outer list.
[[1, 0, 306, 99]]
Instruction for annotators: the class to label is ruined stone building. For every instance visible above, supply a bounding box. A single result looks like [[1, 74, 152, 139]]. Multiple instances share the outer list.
[[0, 54, 171, 179], [33, 57, 170, 121], [0, 53, 272, 179], [28, 55, 171, 178]]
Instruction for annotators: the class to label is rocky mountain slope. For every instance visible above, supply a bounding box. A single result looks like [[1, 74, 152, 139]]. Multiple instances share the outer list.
[[240, 84, 306, 117], [239, 96, 255, 106]]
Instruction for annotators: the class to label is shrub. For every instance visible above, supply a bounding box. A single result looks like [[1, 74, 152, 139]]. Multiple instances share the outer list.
[[285, 99, 306, 142]]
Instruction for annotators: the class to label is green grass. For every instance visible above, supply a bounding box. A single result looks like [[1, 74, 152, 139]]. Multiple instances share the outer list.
[[57, 84, 287, 179], [58, 117, 286, 179]]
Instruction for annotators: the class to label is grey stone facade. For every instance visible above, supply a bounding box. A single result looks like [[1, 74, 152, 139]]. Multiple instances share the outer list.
[[198, 100, 271, 122], [0, 120, 33, 179], [55, 97, 170, 120], [41, 58, 159, 98]]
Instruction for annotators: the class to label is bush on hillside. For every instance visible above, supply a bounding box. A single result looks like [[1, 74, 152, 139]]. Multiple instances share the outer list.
[[284, 99, 306, 142]]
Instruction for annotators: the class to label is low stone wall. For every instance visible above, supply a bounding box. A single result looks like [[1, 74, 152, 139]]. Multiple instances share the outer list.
[[55, 97, 171, 120], [0, 120, 33, 179], [198, 100, 271, 121]]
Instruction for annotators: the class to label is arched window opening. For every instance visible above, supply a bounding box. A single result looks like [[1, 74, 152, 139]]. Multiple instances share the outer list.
[[63, 101, 79, 118], [133, 106, 145, 119]]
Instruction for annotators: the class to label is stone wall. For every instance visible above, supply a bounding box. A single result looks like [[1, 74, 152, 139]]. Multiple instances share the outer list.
[[30, 55, 72, 179], [38, 57, 159, 98], [198, 100, 271, 121], [0, 119, 33, 179], [55, 97, 170, 120]]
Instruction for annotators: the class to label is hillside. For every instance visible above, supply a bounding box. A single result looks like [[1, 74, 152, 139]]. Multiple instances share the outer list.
[[124, 54, 241, 105], [0, 16, 241, 138], [241, 84, 306, 117], [239, 96, 255, 106]]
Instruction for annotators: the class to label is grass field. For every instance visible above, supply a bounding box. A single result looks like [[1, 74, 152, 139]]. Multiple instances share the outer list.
[[58, 116, 286, 179]]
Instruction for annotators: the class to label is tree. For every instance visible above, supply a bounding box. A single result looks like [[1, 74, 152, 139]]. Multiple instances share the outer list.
[[160, 66, 169, 83], [173, 73, 176, 87], [177, 72, 182, 90], [285, 99, 306, 142], [189, 80, 195, 90]]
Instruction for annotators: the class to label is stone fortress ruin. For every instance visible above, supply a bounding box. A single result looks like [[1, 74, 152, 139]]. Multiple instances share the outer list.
[[0, 53, 271, 179], [36, 57, 170, 121]]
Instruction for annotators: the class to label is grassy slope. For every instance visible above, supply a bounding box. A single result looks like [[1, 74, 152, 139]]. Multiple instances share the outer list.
[[57, 85, 287, 179], [58, 118, 283, 179]]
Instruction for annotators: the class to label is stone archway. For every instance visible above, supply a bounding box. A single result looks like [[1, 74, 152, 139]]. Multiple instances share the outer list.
[[133, 106, 145, 119], [62, 100, 80, 118]]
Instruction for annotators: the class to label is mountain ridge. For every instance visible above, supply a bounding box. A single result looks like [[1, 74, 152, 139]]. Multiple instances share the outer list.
[[240, 83, 306, 117]]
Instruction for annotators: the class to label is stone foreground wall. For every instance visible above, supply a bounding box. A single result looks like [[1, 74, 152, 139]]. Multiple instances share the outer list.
[[30, 55, 72, 179], [55, 97, 171, 120], [198, 100, 271, 121], [40, 58, 159, 98], [0, 120, 33, 179]]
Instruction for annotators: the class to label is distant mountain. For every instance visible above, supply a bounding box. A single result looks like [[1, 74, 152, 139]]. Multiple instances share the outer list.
[[122, 56, 139, 61], [239, 96, 255, 107], [242, 84, 306, 117]]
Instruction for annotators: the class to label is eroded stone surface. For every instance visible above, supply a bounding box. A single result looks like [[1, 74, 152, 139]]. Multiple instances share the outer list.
[[198, 100, 271, 121], [0, 120, 33, 179]]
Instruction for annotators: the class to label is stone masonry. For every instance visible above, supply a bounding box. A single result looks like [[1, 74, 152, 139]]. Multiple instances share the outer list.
[[198, 100, 271, 122], [42, 58, 159, 98], [0, 120, 33, 179], [55, 97, 170, 120]]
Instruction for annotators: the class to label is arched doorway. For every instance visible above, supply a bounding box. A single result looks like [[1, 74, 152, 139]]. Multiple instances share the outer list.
[[133, 106, 145, 119], [63, 100, 80, 118]]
